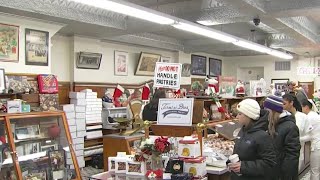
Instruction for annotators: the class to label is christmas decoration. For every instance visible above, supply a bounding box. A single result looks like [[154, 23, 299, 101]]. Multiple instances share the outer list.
[[142, 83, 150, 100], [113, 84, 124, 107]]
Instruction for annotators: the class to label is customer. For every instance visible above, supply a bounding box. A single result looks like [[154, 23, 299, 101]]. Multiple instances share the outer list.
[[283, 94, 312, 172], [142, 89, 166, 121], [228, 99, 276, 180], [301, 100, 320, 180], [264, 95, 301, 180]]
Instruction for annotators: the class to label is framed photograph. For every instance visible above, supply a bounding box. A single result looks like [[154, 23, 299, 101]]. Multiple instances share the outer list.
[[209, 58, 222, 77], [161, 56, 171, 63], [0, 69, 6, 92], [191, 54, 206, 76], [114, 51, 128, 76], [135, 52, 161, 76], [181, 63, 191, 77], [0, 23, 19, 62], [15, 125, 40, 140], [77, 52, 102, 69], [25, 29, 49, 66], [48, 150, 65, 179], [271, 79, 289, 92]]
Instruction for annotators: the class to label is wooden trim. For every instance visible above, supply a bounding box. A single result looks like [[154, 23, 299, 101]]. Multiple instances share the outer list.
[[73, 79, 154, 89], [4, 117, 23, 180]]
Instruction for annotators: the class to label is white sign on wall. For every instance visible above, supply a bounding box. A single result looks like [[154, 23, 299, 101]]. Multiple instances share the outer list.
[[153, 62, 182, 89], [297, 67, 320, 75], [157, 98, 194, 126]]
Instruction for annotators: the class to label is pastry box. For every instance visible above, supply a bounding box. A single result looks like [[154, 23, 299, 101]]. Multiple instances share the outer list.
[[183, 157, 207, 178]]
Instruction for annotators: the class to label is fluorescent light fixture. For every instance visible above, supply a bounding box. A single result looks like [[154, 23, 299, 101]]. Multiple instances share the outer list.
[[268, 50, 293, 59], [197, 20, 221, 26], [68, 0, 175, 25], [233, 40, 270, 53], [172, 22, 237, 43]]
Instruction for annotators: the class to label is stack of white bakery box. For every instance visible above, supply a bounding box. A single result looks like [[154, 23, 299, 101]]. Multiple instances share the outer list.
[[62, 102, 85, 169], [68, 91, 87, 169], [82, 89, 103, 139]]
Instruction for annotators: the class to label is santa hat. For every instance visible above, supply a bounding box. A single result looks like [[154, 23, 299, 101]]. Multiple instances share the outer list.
[[113, 84, 124, 99], [142, 83, 150, 100], [174, 89, 181, 96]]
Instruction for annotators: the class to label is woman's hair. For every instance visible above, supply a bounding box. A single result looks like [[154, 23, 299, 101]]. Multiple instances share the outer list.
[[282, 94, 302, 112], [301, 99, 312, 109], [149, 89, 166, 109], [267, 109, 281, 138]]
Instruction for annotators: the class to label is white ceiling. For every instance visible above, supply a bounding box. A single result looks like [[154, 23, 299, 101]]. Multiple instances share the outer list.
[[0, 0, 320, 57]]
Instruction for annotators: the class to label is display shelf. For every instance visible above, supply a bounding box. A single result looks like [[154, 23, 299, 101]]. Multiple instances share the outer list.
[[0, 111, 82, 180]]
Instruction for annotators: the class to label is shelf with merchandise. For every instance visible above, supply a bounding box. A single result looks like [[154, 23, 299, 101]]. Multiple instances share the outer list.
[[0, 111, 82, 180]]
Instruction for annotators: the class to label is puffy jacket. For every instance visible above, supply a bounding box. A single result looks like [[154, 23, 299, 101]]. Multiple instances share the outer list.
[[231, 109, 277, 180], [142, 103, 158, 121], [272, 111, 301, 180]]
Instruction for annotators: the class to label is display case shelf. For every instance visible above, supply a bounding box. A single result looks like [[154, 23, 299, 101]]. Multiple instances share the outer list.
[[0, 111, 82, 180]]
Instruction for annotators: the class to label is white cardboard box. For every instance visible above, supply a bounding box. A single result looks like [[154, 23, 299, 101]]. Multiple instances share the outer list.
[[85, 92, 97, 96], [69, 125, 77, 132], [62, 104, 75, 112], [75, 106, 86, 112], [85, 111, 101, 115], [69, 92, 86, 99], [67, 118, 76, 126], [77, 131, 86, 137], [81, 89, 93, 93], [7, 100, 22, 113], [73, 138, 84, 144], [70, 99, 86, 106], [76, 112, 85, 119], [71, 132, 77, 139], [92, 108, 102, 111], [76, 122, 86, 131], [75, 144, 84, 150], [66, 112, 76, 119]]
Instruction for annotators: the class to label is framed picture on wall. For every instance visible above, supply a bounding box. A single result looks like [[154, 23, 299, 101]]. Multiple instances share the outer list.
[[25, 29, 49, 66], [209, 58, 222, 77], [0, 68, 5, 92], [271, 78, 289, 92], [135, 52, 161, 76], [77, 52, 102, 69], [0, 23, 19, 62], [161, 56, 171, 63], [191, 54, 206, 76], [114, 51, 128, 76], [181, 63, 191, 77]]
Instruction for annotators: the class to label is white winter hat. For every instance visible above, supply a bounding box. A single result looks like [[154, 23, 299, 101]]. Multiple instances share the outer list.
[[237, 99, 261, 120]]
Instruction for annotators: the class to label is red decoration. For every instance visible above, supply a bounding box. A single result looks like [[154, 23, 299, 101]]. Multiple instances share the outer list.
[[38, 74, 59, 94], [48, 124, 61, 138], [146, 169, 163, 178], [142, 83, 150, 100]]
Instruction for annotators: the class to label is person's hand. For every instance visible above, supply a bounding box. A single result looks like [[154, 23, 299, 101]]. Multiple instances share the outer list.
[[228, 162, 241, 173]]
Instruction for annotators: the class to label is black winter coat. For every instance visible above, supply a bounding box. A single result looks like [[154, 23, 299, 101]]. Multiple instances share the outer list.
[[272, 112, 301, 180], [231, 110, 277, 180], [142, 103, 158, 121]]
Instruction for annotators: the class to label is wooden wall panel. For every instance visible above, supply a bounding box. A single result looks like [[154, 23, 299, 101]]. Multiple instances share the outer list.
[[59, 82, 71, 105]]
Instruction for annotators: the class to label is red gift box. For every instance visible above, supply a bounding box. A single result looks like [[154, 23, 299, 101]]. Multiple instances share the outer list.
[[38, 74, 59, 94]]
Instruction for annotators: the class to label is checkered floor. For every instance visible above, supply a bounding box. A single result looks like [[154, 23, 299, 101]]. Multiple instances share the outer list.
[[81, 166, 311, 180]]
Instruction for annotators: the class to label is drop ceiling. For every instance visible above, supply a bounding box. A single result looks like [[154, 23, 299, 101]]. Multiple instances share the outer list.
[[0, 0, 320, 56]]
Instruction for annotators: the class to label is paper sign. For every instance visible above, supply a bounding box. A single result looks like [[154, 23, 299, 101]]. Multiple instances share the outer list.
[[297, 67, 320, 75], [153, 62, 182, 89], [157, 98, 194, 126]]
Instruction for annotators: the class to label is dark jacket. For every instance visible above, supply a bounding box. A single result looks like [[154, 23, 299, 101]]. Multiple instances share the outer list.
[[272, 112, 301, 180], [231, 110, 277, 180], [142, 103, 158, 121]]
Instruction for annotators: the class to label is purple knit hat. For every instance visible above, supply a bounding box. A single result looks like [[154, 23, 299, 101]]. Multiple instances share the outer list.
[[264, 95, 283, 113]]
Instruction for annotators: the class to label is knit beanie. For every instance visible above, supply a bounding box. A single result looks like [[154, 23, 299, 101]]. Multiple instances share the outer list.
[[237, 99, 261, 120], [264, 95, 283, 113]]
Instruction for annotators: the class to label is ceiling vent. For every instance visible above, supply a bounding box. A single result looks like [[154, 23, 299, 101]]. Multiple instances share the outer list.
[[275, 61, 291, 71]]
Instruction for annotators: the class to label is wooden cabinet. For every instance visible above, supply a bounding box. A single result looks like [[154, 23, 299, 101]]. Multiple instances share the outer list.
[[0, 111, 81, 180]]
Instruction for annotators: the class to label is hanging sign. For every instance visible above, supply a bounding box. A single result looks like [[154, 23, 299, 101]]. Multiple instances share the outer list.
[[297, 67, 320, 75], [157, 98, 194, 126], [153, 62, 182, 89]]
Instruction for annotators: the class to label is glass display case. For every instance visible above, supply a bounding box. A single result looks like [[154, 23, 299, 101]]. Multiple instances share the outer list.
[[0, 111, 81, 180]]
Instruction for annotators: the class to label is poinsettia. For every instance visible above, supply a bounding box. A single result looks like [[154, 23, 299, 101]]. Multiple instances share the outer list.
[[146, 169, 163, 179], [134, 137, 171, 162]]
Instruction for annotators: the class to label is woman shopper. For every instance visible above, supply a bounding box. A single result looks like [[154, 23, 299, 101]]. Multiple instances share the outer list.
[[142, 89, 166, 121], [264, 95, 301, 180], [228, 99, 277, 180], [301, 99, 320, 180], [282, 94, 313, 172]]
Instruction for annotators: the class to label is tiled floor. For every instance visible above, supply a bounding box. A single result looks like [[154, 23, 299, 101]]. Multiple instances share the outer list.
[[82, 166, 103, 180], [82, 166, 311, 180]]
